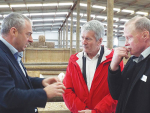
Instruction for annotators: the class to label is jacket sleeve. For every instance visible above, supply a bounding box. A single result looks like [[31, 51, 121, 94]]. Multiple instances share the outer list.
[[63, 63, 87, 113], [29, 77, 45, 88], [108, 60, 124, 100], [0, 56, 47, 109], [92, 93, 118, 113], [91, 61, 124, 113]]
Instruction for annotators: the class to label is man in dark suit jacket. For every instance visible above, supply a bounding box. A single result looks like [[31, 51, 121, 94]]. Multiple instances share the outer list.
[[108, 16, 150, 113], [0, 13, 66, 113]]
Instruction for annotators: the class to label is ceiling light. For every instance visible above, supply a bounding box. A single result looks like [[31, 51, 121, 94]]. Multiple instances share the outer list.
[[43, 19, 53, 21], [10, 4, 26, 7], [3, 15, 8, 17], [33, 32, 44, 34], [43, 3, 57, 6], [26, 12, 67, 16], [23, 14, 30, 16], [113, 25, 118, 27], [42, 13, 55, 15], [119, 30, 124, 32], [56, 12, 68, 15], [54, 18, 65, 21], [120, 19, 129, 22], [136, 11, 148, 16], [96, 16, 107, 20], [80, 3, 87, 7], [73, 12, 84, 16], [59, 3, 73, 6], [119, 25, 124, 28], [27, 4, 42, 7], [121, 9, 134, 14], [32, 19, 43, 22], [80, 20, 87, 23], [32, 19, 56, 22], [113, 30, 118, 32], [33, 24, 52, 26], [92, 5, 106, 10], [30, 13, 43, 16], [68, 18, 86, 23], [113, 18, 119, 21], [0, 5, 9, 8], [91, 15, 96, 18], [113, 8, 120, 12], [51, 31, 58, 32], [68, 18, 76, 21]]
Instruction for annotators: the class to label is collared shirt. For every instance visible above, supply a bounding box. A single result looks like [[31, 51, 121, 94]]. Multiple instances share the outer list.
[[0, 37, 26, 76], [0, 37, 18, 55], [76, 46, 111, 91], [84, 48, 100, 91], [132, 46, 150, 63]]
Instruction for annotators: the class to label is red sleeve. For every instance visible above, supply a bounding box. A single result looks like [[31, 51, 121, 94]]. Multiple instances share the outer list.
[[92, 93, 117, 113], [120, 60, 124, 71], [63, 64, 87, 113], [92, 61, 124, 113]]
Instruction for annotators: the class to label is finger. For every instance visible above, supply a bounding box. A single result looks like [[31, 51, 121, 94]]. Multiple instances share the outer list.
[[55, 77, 61, 82]]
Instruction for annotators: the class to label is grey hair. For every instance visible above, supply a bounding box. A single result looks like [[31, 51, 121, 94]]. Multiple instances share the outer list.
[[125, 15, 150, 33], [1, 12, 32, 35], [81, 20, 105, 41]]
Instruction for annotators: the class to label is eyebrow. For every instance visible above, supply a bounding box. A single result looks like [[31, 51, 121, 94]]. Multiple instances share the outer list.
[[26, 32, 32, 34]]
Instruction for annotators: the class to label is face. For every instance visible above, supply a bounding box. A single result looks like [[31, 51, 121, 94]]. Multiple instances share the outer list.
[[13, 21, 33, 52], [124, 24, 146, 57], [82, 30, 102, 58]]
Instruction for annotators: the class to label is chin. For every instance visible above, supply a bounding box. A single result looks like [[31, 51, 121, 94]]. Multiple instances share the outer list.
[[83, 50, 88, 53]]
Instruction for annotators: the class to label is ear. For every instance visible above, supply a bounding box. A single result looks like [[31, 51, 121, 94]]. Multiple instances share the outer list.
[[142, 30, 149, 41], [9, 27, 18, 37], [98, 38, 103, 45]]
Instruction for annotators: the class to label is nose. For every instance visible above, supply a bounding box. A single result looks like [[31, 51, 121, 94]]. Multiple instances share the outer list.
[[125, 40, 129, 46], [82, 38, 87, 45], [29, 35, 33, 43]]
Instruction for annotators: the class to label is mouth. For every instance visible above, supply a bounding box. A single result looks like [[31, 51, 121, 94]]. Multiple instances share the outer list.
[[83, 45, 88, 48], [25, 44, 28, 48]]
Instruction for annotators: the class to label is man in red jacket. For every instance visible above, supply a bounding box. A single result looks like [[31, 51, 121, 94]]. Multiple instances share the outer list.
[[63, 20, 124, 113]]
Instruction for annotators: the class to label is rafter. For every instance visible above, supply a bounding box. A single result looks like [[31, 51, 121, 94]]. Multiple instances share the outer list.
[[59, 1, 77, 31], [144, 3, 150, 8], [128, 0, 139, 6], [114, 0, 119, 3]]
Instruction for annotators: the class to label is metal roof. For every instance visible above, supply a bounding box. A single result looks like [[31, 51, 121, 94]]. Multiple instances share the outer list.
[[0, 0, 150, 37]]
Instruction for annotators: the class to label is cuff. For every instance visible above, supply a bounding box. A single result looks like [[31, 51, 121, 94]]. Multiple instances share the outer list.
[[109, 65, 120, 74]]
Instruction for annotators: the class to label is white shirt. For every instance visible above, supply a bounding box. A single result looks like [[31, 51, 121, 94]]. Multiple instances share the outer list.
[[132, 46, 150, 63], [76, 46, 111, 91]]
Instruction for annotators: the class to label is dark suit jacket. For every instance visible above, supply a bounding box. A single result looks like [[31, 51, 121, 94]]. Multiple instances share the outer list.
[[108, 55, 150, 113], [0, 41, 47, 113]]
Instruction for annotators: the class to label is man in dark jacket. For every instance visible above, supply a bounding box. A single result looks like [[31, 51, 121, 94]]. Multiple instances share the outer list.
[[0, 12, 66, 113], [108, 16, 150, 113]]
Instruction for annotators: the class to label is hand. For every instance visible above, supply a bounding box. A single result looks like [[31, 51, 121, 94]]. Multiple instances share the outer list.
[[110, 47, 130, 71], [42, 77, 61, 87], [78, 110, 92, 113], [44, 82, 66, 99]]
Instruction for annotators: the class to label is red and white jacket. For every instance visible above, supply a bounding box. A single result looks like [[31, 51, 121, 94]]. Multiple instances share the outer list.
[[63, 47, 124, 113]]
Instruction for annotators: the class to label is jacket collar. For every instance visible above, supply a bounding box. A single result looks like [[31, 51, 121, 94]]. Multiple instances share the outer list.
[[71, 46, 114, 64], [0, 41, 31, 88]]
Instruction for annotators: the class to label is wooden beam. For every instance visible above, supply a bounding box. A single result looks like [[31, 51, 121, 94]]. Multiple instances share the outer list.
[[144, 3, 150, 8], [114, 0, 119, 3], [128, 0, 139, 6], [59, 1, 77, 31], [87, 0, 91, 21]]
